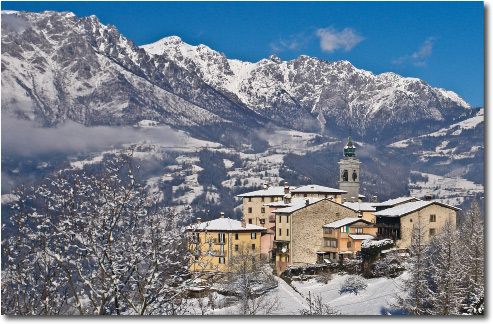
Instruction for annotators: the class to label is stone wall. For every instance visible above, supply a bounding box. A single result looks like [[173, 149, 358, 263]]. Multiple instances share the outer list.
[[291, 200, 358, 266]]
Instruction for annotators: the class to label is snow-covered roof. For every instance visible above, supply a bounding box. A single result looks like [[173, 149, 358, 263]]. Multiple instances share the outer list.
[[349, 234, 375, 240], [186, 217, 266, 231], [372, 196, 420, 207], [291, 184, 347, 194], [373, 201, 461, 218], [272, 197, 322, 214], [323, 217, 371, 228], [359, 194, 366, 198], [237, 186, 289, 197], [343, 202, 376, 212], [264, 200, 291, 207]]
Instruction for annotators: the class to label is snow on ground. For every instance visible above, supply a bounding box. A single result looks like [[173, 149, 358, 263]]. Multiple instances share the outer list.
[[291, 273, 404, 315], [70, 155, 104, 170], [408, 171, 483, 205]]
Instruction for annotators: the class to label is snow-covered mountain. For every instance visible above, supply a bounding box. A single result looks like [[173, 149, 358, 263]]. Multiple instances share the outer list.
[[141, 36, 471, 137], [2, 10, 473, 144]]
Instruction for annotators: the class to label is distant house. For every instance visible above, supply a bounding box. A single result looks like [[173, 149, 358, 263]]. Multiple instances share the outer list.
[[342, 202, 377, 222], [321, 217, 377, 263], [371, 196, 421, 212], [186, 213, 265, 272], [237, 183, 289, 226], [373, 200, 461, 247]]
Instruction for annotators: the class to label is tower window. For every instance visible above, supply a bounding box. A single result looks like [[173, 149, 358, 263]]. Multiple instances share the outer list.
[[352, 170, 357, 181], [342, 170, 348, 181]]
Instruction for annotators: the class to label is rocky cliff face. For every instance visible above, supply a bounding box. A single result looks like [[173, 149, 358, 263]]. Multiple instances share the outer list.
[[2, 10, 472, 144]]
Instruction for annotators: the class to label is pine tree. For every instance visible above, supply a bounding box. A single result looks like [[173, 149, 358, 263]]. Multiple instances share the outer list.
[[394, 216, 432, 315], [427, 217, 464, 315], [459, 199, 484, 314]]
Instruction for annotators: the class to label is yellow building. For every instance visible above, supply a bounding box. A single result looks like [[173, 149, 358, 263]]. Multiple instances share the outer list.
[[237, 183, 289, 226], [186, 214, 266, 272], [373, 200, 460, 248], [321, 217, 377, 263]]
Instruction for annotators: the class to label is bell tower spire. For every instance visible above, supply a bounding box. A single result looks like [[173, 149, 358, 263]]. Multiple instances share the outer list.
[[338, 128, 361, 201]]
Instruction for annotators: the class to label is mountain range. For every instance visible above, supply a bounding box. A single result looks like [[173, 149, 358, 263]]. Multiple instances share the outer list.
[[1, 10, 483, 213], [2, 10, 474, 145]]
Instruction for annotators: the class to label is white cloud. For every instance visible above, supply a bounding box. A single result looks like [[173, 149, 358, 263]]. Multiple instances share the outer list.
[[393, 37, 436, 66], [269, 32, 311, 53], [316, 26, 365, 53]]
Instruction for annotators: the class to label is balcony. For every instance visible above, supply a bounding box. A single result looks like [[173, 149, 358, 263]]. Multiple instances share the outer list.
[[321, 246, 338, 253]]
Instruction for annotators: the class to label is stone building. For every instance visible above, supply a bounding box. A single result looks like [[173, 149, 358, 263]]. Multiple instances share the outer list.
[[338, 132, 361, 201], [272, 198, 358, 273], [373, 200, 461, 248]]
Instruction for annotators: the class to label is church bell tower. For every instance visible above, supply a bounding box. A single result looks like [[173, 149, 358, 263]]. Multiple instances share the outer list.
[[338, 129, 361, 201]]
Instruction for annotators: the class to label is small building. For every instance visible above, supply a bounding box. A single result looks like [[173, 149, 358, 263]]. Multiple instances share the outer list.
[[186, 213, 266, 272], [320, 217, 377, 263], [373, 200, 460, 248]]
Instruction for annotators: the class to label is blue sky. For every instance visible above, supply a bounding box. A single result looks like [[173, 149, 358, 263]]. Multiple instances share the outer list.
[[1, 1, 484, 107]]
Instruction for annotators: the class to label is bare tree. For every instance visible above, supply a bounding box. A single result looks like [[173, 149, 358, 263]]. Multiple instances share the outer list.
[[300, 292, 339, 315], [2, 152, 190, 315]]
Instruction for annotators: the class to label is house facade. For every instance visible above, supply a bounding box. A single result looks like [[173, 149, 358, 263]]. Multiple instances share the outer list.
[[321, 217, 377, 263], [186, 214, 265, 272], [373, 200, 460, 248], [273, 198, 358, 273]]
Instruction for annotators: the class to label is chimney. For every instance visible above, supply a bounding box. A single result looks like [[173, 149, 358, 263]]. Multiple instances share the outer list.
[[328, 196, 333, 200], [358, 213, 363, 218], [425, 195, 432, 201], [196, 218, 201, 224], [305, 199, 310, 207], [373, 196, 378, 203], [220, 212, 225, 218], [241, 218, 246, 228], [343, 198, 347, 202], [284, 194, 291, 204], [284, 182, 289, 194], [351, 196, 356, 203]]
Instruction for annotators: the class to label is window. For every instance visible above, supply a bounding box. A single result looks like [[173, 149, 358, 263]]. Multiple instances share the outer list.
[[430, 214, 436, 222], [341, 226, 349, 233], [429, 228, 436, 237], [252, 244, 256, 250], [271, 197, 275, 202], [410, 218, 413, 223], [248, 207, 252, 213], [261, 197, 265, 202], [235, 233, 239, 240], [347, 241, 352, 248], [325, 194, 328, 198], [260, 219, 265, 224], [286, 229, 289, 236], [286, 215, 289, 223], [251, 232, 257, 239], [235, 245, 239, 251], [323, 228, 333, 235], [218, 233, 225, 243], [304, 193, 308, 197], [355, 227, 363, 234], [219, 257, 225, 264], [261, 207, 265, 213], [248, 197, 252, 202], [324, 239, 337, 248], [279, 228, 282, 236], [248, 219, 253, 224]]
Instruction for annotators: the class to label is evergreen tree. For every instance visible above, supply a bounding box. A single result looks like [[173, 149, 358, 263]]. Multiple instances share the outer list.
[[459, 200, 484, 314], [427, 218, 465, 315], [394, 217, 432, 315]]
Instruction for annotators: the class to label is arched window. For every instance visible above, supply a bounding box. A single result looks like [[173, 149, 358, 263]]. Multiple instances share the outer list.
[[352, 170, 357, 181], [342, 170, 348, 181]]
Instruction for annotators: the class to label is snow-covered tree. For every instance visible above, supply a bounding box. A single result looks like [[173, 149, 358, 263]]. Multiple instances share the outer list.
[[394, 217, 432, 315], [427, 218, 465, 315], [225, 243, 279, 315], [458, 199, 484, 314], [2, 152, 190, 315], [339, 275, 367, 295], [300, 292, 339, 315]]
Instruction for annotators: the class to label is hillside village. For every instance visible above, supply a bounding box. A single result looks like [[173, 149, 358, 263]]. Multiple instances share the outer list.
[[186, 134, 460, 274]]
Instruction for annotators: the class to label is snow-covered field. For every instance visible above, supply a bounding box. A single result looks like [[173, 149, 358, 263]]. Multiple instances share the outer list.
[[185, 273, 405, 315]]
